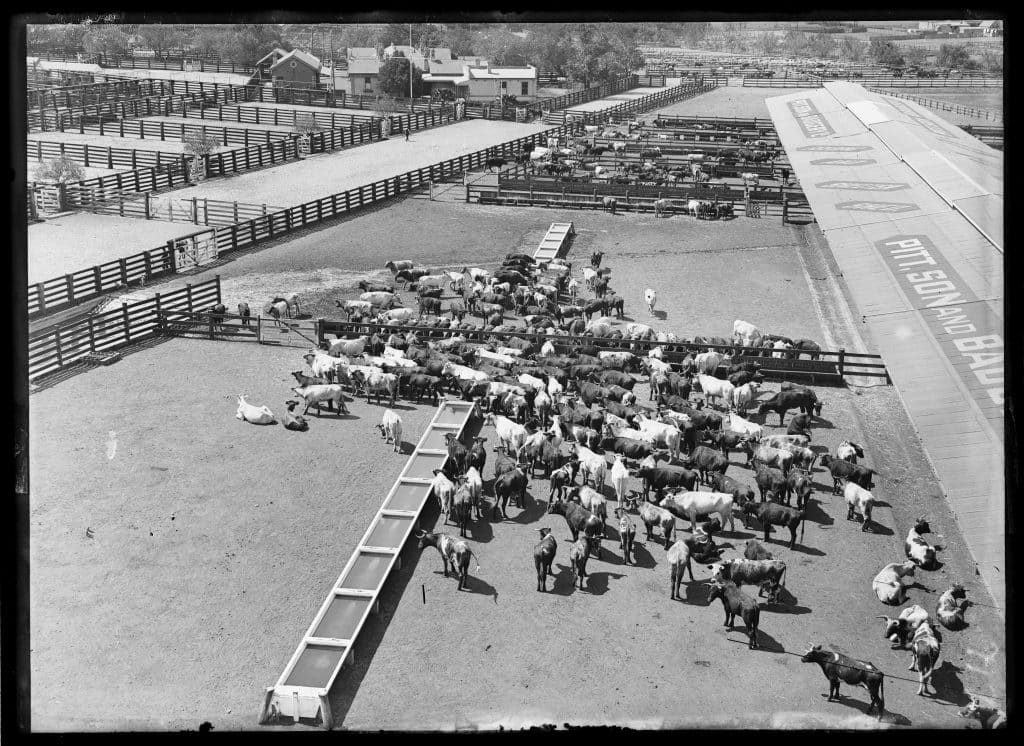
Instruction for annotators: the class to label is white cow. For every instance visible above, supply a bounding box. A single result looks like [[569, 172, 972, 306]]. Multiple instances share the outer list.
[[635, 414, 682, 459], [339, 300, 373, 319], [694, 351, 725, 376], [484, 413, 529, 455], [377, 307, 416, 324], [873, 561, 917, 605], [235, 395, 275, 424], [610, 454, 630, 503], [732, 382, 760, 414], [328, 335, 368, 358], [583, 267, 599, 290], [360, 291, 401, 308], [728, 411, 763, 441], [644, 288, 657, 316], [696, 374, 735, 410], [741, 172, 760, 187], [378, 409, 403, 452], [732, 319, 762, 350], [431, 469, 457, 520], [661, 491, 735, 533], [772, 340, 793, 358], [571, 444, 607, 490]]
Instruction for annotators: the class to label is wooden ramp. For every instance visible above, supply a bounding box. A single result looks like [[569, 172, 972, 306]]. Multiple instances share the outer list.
[[258, 399, 479, 729], [533, 221, 575, 263]]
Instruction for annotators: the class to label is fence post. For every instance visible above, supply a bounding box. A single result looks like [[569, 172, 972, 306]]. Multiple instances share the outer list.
[[168, 239, 178, 272], [87, 317, 96, 351], [122, 303, 132, 343], [54, 328, 63, 367], [186, 283, 194, 312], [838, 347, 846, 379]]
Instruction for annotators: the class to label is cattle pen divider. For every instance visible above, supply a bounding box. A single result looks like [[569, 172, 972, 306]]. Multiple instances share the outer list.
[[315, 321, 888, 385], [258, 398, 479, 729]]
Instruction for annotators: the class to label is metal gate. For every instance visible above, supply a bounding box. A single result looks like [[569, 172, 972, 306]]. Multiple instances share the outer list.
[[33, 184, 63, 214], [174, 228, 219, 271]]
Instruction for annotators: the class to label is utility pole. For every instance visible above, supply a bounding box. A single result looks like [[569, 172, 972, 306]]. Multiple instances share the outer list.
[[409, 23, 414, 102], [329, 30, 335, 97]]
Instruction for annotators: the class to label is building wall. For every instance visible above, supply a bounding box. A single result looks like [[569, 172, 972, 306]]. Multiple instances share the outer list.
[[272, 62, 318, 87], [464, 77, 537, 101], [345, 74, 380, 96]]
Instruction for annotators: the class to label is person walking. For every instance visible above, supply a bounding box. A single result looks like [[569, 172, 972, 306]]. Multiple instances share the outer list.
[[404, 127, 410, 141], [781, 166, 790, 186]]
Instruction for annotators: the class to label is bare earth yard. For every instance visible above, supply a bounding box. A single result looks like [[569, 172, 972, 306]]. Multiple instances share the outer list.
[[29, 196, 1004, 731], [27, 214, 197, 284]]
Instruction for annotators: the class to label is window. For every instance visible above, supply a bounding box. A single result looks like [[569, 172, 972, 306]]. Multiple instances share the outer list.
[[521, 81, 529, 96], [500, 81, 507, 90]]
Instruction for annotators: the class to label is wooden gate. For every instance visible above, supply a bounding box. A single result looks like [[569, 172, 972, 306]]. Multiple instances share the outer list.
[[33, 184, 64, 214], [258, 317, 319, 347], [174, 228, 219, 271]]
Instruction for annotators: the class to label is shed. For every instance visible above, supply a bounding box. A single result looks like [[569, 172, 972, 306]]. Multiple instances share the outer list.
[[270, 49, 322, 89]]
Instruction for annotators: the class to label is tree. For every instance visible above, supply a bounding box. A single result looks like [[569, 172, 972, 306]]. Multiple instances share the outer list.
[[135, 24, 186, 55], [373, 94, 400, 118], [82, 25, 132, 58], [35, 156, 84, 183], [978, 49, 1003, 73], [183, 130, 221, 157], [937, 43, 970, 70], [838, 36, 866, 62], [783, 29, 808, 57], [678, 22, 710, 47], [807, 32, 835, 59], [378, 54, 426, 98], [563, 24, 641, 89], [757, 31, 781, 57], [868, 39, 904, 67], [903, 46, 928, 66], [220, 24, 289, 65]]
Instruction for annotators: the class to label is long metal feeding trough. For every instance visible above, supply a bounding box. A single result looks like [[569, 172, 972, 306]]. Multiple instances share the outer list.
[[258, 398, 478, 729]]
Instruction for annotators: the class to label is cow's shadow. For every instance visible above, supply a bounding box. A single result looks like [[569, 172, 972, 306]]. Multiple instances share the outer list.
[[810, 416, 836, 429], [466, 518, 494, 543], [461, 572, 498, 600], [929, 661, 971, 706], [821, 693, 912, 726], [863, 520, 894, 536], [579, 569, 625, 595], [652, 310, 668, 321], [509, 493, 548, 524], [803, 498, 834, 526], [550, 563, 582, 596], [761, 587, 812, 615], [628, 540, 659, 569], [676, 578, 711, 605]]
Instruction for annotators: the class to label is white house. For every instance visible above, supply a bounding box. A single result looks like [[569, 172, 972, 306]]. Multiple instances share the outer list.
[[979, 20, 1003, 37], [436, 64, 538, 102]]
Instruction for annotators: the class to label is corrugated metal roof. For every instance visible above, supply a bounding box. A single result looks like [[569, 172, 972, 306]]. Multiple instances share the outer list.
[[766, 83, 1005, 616], [346, 59, 381, 75]]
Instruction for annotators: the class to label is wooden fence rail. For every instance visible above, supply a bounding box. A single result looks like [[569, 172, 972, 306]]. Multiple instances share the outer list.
[[27, 138, 191, 172], [28, 276, 222, 382], [33, 87, 248, 131], [27, 77, 173, 110], [317, 320, 887, 384]]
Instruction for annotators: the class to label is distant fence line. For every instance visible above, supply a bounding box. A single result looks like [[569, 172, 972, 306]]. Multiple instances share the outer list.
[[866, 87, 1003, 122]]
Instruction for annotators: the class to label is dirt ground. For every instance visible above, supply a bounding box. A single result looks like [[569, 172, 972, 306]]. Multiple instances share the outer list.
[[646, 87, 819, 119], [26, 213, 196, 284], [159, 119, 551, 209], [28, 196, 1005, 730], [97, 68, 253, 86], [885, 87, 1003, 127]]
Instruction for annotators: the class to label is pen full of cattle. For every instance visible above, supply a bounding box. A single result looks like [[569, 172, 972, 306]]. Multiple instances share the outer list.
[[230, 243, 997, 728]]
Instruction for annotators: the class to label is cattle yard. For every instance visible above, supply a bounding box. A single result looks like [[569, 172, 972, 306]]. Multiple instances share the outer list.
[[24, 55, 1005, 732]]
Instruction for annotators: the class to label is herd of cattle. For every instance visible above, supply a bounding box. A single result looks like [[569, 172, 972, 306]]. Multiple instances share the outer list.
[[230, 247, 995, 726], [484, 118, 779, 195]]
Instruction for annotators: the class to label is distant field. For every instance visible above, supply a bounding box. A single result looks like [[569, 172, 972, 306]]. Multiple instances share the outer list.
[[885, 87, 1004, 126]]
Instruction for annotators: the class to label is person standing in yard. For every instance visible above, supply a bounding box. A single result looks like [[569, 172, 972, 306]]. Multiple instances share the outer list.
[[405, 127, 410, 141], [781, 167, 790, 186]]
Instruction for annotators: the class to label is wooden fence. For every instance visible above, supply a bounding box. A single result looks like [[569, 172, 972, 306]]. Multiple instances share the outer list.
[[28, 122, 584, 319], [492, 173, 800, 203], [103, 55, 255, 75], [32, 88, 248, 131], [866, 87, 1003, 121], [317, 320, 887, 384], [548, 81, 716, 126], [180, 102, 378, 129], [28, 276, 222, 382], [27, 77, 173, 110], [27, 138, 191, 172]]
